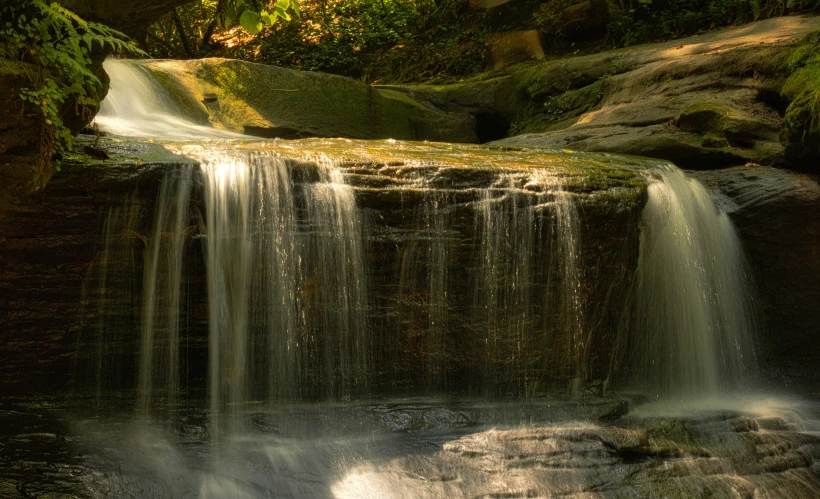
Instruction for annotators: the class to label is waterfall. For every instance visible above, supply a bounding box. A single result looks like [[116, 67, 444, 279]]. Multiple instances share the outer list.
[[47, 53, 820, 499], [138, 168, 194, 412], [95, 59, 242, 140], [196, 150, 368, 437], [632, 163, 757, 399], [79, 196, 145, 403], [472, 172, 584, 396], [89, 58, 758, 408]]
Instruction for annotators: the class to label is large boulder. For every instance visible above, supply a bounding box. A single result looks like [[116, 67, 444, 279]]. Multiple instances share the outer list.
[[134, 58, 478, 142], [490, 16, 820, 169]]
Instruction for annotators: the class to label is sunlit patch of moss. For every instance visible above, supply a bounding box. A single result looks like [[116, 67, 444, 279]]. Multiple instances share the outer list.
[[143, 67, 211, 125]]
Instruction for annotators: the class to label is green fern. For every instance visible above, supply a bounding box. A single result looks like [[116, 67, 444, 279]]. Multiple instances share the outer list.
[[1, 1, 145, 171]]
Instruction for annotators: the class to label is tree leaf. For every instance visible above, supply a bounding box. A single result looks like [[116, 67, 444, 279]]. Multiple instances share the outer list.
[[239, 10, 262, 35], [274, 7, 291, 21], [260, 10, 276, 25]]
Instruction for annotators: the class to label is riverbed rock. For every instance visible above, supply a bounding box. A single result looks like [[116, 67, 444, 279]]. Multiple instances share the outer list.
[[330, 410, 820, 498]]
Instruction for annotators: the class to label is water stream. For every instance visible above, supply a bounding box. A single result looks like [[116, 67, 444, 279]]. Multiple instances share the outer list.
[[33, 58, 816, 497], [632, 164, 758, 399]]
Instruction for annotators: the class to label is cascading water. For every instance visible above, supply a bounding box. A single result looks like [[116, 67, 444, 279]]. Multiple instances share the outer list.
[[56, 58, 818, 499], [631, 163, 757, 399], [90, 58, 761, 405], [79, 196, 145, 402], [95, 59, 243, 140], [138, 167, 194, 412], [195, 150, 368, 435], [472, 172, 585, 396]]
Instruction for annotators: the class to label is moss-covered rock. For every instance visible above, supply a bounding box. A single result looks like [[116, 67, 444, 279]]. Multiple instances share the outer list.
[[675, 102, 739, 134], [780, 32, 820, 165], [140, 58, 478, 143], [0, 61, 52, 200], [472, 16, 820, 169]]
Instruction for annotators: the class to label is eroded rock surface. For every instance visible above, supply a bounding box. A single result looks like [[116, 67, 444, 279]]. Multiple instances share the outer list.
[[330, 406, 820, 498], [396, 15, 820, 169]]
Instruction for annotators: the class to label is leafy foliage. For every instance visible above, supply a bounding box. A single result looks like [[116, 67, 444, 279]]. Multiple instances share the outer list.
[[0, 1, 143, 169], [237, 0, 301, 35], [599, 0, 817, 48], [144, 0, 489, 84], [251, 0, 488, 82], [145, 0, 818, 85], [533, 0, 575, 48]]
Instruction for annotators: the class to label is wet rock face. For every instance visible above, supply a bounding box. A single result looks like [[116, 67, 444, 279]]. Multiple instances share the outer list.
[[0, 145, 180, 397], [0, 62, 48, 198], [330, 145, 647, 397], [0, 139, 647, 401], [691, 166, 820, 390]]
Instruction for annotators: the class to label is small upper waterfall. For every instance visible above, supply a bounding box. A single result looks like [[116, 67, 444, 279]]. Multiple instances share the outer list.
[[95, 59, 243, 140], [87, 58, 759, 413]]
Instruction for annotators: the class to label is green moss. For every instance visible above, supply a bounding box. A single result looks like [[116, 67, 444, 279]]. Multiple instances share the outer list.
[[780, 31, 820, 163], [143, 67, 210, 125], [674, 102, 738, 134], [752, 140, 783, 165], [701, 133, 730, 148]]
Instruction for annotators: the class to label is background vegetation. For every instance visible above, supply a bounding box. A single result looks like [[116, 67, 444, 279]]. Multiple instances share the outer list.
[[140, 0, 820, 84]]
